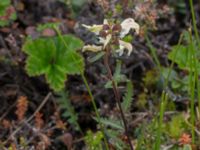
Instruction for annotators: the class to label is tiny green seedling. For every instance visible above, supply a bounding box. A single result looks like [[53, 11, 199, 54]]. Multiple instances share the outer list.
[[0, 0, 16, 27], [22, 34, 84, 91]]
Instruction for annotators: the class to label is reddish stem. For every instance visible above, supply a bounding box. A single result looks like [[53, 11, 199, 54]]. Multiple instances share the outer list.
[[104, 47, 134, 150]]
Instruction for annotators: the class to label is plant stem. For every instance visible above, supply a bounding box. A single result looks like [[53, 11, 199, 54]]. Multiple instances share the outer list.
[[189, 0, 200, 119], [145, 33, 161, 71], [163, 33, 184, 89], [54, 26, 110, 150], [81, 74, 110, 149], [104, 46, 134, 150], [154, 91, 168, 150], [189, 0, 200, 49], [188, 29, 196, 143]]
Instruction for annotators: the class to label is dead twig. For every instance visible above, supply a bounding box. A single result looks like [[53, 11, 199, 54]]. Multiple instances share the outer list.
[[4, 92, 52, 144]]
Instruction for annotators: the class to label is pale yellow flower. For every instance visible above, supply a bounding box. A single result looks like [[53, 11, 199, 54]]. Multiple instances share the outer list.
[[82, 18, 139, 56], [116, 40, 133, 56], [82, 45, 103, 52], [120, 18, 140, 37]]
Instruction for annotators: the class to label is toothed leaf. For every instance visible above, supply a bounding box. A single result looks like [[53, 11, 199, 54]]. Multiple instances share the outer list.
[[23, 35, 84, 91]]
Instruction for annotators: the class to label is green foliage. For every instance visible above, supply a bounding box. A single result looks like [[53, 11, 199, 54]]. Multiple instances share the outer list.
[[136, 92, 147, 109], [122, 35, 133, 43], [0, 0, 16, 27], [94, 116, 129, 149], [70, 0, 87, 11], [105, 60, 128, 88], [58, 0, 87, 16], [22, 34, 84, 91], [135, 119, 158, 150], [143, 68, 160, 89], [168, 0, 187, 14], [88, 51, 105, 63], [57, 91, 81, 131], [182, 144, 192, 150], [164, 114, 186, 138], [168, 31, 200, 73], [37, 22, 60, 32], [115, 3, 123, 15], [106, 129, 127, 150], [95, 117, 124, 131], [97, 66, 133, 149], [93, 116, 128, 149], [161, 67, 188, 92], [168, 45, 190, 70], [85, 130, 103, 150], [121, 81, 134, 112]]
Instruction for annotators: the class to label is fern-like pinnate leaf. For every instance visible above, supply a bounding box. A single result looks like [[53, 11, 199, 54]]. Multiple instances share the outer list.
[[121, 81, 133, 112], [58, 91, 81, 131], [22, 35, 84, 91], [94, 117, 124, 131], [93, 117, 128, 149]]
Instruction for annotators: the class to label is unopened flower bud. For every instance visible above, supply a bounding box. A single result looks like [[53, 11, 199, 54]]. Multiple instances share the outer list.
[[103, 24, 110, 30], [112, 24, 122, 32], [99, 30, 107, 38]]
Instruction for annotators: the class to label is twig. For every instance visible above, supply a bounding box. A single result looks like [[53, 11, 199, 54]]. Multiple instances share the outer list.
[[4, 92, 52, 144], [126, 111, 178, 117], [26, 92, 52, 122], [0, 101, 17, 122]]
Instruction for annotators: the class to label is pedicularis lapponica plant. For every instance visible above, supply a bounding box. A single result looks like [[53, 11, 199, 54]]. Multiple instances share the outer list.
[[0, 0, 16, 27], [82, 18, 140, 150]]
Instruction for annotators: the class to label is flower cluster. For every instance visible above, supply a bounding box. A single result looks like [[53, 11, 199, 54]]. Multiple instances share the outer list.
[[82, 18, 139, 56], [178, 133, 191, 146]]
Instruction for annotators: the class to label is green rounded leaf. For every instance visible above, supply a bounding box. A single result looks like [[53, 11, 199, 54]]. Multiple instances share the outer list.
[[22, 34, 85, 91], [46, 65, 67, 91]]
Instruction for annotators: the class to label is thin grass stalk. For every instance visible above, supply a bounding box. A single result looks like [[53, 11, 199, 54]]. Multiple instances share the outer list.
[[154, 33, 184, 149], [145, 33, 161, 70], [189, 0, 200, 118], [188, 29, 196, 143], [154, 92, 168, 150], [189, 0, 200, 49], [163, 34, 184, 89]]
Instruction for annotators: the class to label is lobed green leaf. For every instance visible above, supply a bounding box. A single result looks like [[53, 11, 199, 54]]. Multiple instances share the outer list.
[[23, 35, 84, 91]]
